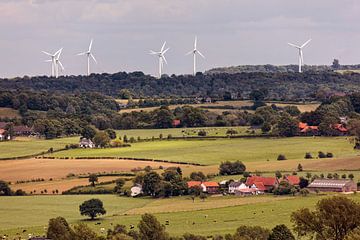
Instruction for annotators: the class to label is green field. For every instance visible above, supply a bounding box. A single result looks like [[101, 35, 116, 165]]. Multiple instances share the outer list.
[[116, 126, 259, 139], [50, 137, 356, 165], [1, 194, 358, 238], [0, 136, 79, 159]]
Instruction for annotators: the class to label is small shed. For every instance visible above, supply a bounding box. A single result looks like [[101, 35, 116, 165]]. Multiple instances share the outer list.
[[79, 138, 95, 148]]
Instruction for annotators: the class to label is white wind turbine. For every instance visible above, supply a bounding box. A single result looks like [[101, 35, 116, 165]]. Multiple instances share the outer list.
[[42, 48, 62, 77], [186, 36, 205, 76], [287, 39, 312, 73], [77, 39, 97, 76], [54, 48, 64, 78], [149, 41, 170, 78]]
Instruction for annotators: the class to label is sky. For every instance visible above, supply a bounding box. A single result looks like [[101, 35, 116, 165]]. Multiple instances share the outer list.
[[1, 0, 360, 78]]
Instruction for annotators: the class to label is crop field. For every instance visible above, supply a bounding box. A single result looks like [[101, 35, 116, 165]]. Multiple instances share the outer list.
[[0, 159, 182, 182], [0, 136, 78, 159], [1, 193, 359, 238], [0, 107, 21, 118], [49, 137, 357, 166]]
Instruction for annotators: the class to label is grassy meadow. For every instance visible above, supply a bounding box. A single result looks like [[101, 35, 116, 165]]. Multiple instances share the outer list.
[[0, 136, 79, 159], [1, 193, 359, 238], [49, 137, 356, 165]]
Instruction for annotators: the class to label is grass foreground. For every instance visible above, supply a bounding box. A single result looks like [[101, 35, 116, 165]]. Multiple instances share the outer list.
[[1, 193, 359, 238]]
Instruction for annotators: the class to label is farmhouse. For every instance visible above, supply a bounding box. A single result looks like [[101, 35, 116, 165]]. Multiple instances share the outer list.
[[187, 181, 220, 194], [0, 129, 10, 141], [283, 175, 300, 186], [298, 122, 319, 135], [79, 138, 95, 148], [130, 184, 143, 197], [235, 188, 258, 196], [245, 176, 279, 192], [228, 181, 247, 193], [307, 179, 356, 192]]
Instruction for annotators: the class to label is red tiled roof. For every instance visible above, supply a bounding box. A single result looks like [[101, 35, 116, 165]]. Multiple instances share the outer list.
[[202, 182, 219, 187], [299, 122, 318, 133], [333, 124, 348, 132], [253, 182, 266, 191], [172, 119, 181, 127], [238, 188, 257, 193], [246, 176, 278, 187], [298, 122, 308, 129], [284, 175, 300, 185], [187, 181, 202, 188]]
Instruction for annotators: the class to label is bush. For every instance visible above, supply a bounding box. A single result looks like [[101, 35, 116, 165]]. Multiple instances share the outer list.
[[14, 189, 26, 196], [277, 154, 287, 161], [226, 129, 238, 135], [326, 152, 334, 158], [318, 151, 326, 158], [219, 161, 246, 175], [198, 130, 207, 136], [305, 152, 313, 159]]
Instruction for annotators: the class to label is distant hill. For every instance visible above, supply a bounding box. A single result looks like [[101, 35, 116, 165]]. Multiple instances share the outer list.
[[206, 64, 360, 74], [2, 70, 360, 101]]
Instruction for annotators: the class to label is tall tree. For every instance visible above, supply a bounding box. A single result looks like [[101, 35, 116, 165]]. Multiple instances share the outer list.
[[79, 199, 106, 220], [138, 213, 169, 240], [291, 196, 360, 240]]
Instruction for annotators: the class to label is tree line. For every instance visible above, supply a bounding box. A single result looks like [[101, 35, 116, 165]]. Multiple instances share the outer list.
[[2, 70, 360, 100]]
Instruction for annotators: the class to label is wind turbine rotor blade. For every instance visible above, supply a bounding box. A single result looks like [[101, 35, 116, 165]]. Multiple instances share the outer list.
[[162, 55, 168, 64], [185, 50, 193, 55], [90, 53, 97, 64], [301, 39, 312, 48], [88, 39, 93, 52], [55, 48, 63, 56], [287, 43, 300, 48], [197, 50, 205, 59], [161, 41, 166, 52], [194, 36, 197, 49], [77, 52, 86, 56], [45, 60, 52, 62], [149, 50, 158, 55], [162, 47, 170, 55], [58, 61, 65, 71], [42, 51, 53, 56]]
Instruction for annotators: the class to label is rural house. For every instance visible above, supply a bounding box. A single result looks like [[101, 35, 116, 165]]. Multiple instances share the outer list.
[[250, 182, 266, 193], [283, 175, 300, 186], [228, 181, 247, 193], [245, 176, 279, 192], [235, 188, 258, 196], [307, 179, 357, 192], [298, 122, 319, 135], [130, 184, 143, 197], [0, 129, 10, 141], [79, 138, 95, 148], [187, 181, 220, 194]]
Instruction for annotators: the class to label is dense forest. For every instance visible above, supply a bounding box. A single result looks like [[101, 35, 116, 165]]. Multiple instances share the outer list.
[[2, 70, 360, 100]]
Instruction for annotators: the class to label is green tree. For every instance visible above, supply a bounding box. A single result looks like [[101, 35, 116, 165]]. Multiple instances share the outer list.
[[349, 173, 355, 180], [88, 174, 98, 187], [142, 171, 162, 196], [114, 178, 126, 194], [93, 131, 110, 147], [219, 161, 246, 175], [47, 217, 75, 240], [189, 171, 207, 181], [81, 125, 97, 140], [153, 106, 174, 128], [291, 196, 360, 240], [73, 223, 100, 240], [297, 163, 303, 172], [105, 129, 117, 139], [233, 225, 270, 240], [268, 224, 295, 240], [138, 213, 169, 240], [79, 199, 106, 220], [183, 233, 207, 240], [275, 171, 282, 179], [276, 113, 298, 137]]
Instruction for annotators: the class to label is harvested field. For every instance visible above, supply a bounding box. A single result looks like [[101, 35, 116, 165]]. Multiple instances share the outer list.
[[0, 158, 192, 182], [12, 176, 120, 193]]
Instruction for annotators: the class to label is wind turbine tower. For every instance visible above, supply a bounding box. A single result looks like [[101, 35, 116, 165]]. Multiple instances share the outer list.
[[149, 41, 170, 78], [77, 39, 97, 76], [186, 36, 205, 76], [287, 39, 311, 73]]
